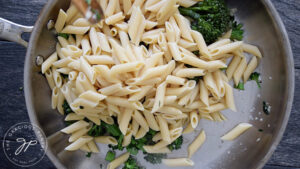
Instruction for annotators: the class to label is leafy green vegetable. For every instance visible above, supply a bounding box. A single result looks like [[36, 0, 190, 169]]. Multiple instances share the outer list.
[[220, 67, 227, 71], [231, 22, 244, 41], [88, 124, 104, 137], [62, 100, 73, 114], [179, 0, 244, 44], [105, 151, 115, 162], [123, 156, 144, 169], [58, 33, 69, 39], [188, 76, 203, 82], [86, 152, 92, 158], [234, 82, 244, 90], [263, 101, 271, 115], [111, 134, 124, 151], [127, 147, 139, 155], [168, 136, 183, 151], [179, 0, 237, 44], [250, 72, 261, 88], [192, 50, 200, 56], [65, 121, 76, 126], [144, 153, 167, 164], [102, 122, 122, 137]]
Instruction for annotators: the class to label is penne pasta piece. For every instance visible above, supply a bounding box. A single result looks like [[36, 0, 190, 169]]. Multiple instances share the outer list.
[[151, 82, 167, 113], [143, 145, 171, 154], [119, 108, 133, 135], [224, 82, 236, 111], [157, 115, 171, 143], [242, 43, 262, 58], [61, 25, 90, 35], [87, 140, 99, 153], [105, 12, 125, 25], [107, 152, 130, 169], [174, 13, 193, 42], [42, 52, 58, 74], [233, 56, 247, 86], [55, 9, 67, 32], [188, 130, 206, 158], [221, 123, 253, 141], [89, 27, 101, 55], [143, 110, 160, 131], [65, 113, 85, 121], [162, 158, 194, 167], [51, 87, 59, 109], [69, 127, 89, 142], [65, 136, 93, 151], [243, 56, 258, 82], [61, 120, 89, 134], [132, 110, 149, 131], [45, 69, 55, 90], [226, 55, 241, 80]]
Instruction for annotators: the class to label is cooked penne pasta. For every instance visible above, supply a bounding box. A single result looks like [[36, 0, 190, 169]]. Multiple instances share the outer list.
[[162, 158, 194, 167], [188, 130, 206, 158], [48, 2, 264, 163], [221, 123, 253, 141]]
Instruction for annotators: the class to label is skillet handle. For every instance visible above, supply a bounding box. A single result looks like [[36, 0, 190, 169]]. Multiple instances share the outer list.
[[0, 17, 34, 48]]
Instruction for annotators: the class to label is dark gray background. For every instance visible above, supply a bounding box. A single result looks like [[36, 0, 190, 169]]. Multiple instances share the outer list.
[[0, 0, 299, 168]]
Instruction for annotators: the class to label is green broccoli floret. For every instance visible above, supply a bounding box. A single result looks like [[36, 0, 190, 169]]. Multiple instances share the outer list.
[[57, 33, 69, 39], [179, 0, 243, 44], [62, 100, 73, 114], [105, 151, 115, 162], [250, 72, 261, 88], [168, 136, 183, 151], [234, 82, 245, 90], [87, 124, 104, 137], [123, 156, 144, 169]]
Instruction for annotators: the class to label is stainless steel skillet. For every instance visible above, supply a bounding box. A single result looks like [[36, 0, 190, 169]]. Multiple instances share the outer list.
[[0, 0, 294, 168]]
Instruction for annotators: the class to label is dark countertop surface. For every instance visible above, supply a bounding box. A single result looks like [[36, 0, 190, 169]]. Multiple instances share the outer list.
[[0, 0, 299, 168]]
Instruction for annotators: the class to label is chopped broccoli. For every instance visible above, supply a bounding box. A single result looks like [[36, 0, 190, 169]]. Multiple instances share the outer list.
[[88, 124, 104, 137], [111, 134, 124, 151], [250, 72, 261, 88], [105, 151, 115, 162], [168, 136, 183, 151], [192, 50, 200, 56], [86, 152, 92, 158], [102, 122, 122, 137], [123, 156, 144, 169], [61, 73, 68, 79], [231, 22, 244, 41], [62, 100, 73, 114], [58, 33, 69, 39], [65, 121, 76, 126], [127, 146, 138, 155], [144, 153, 167, 164], [179, 0, 243, 44], [234, 82, 244, 90]]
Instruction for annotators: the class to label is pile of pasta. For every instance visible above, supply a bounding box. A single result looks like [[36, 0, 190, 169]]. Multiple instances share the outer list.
[[42, 0, 262, 168]]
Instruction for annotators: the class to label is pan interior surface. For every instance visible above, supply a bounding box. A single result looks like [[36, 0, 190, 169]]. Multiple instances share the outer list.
[[24, 0, 294, 168]]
